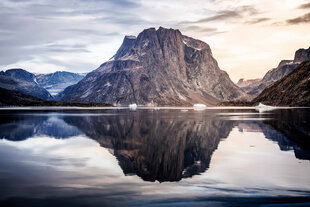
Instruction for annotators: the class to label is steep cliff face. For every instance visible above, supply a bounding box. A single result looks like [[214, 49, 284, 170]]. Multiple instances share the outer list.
[[253, 61, 310, 106], [239, 47, 310, 98], [294, 47, 310, 63], [59, 27, 247, 106]]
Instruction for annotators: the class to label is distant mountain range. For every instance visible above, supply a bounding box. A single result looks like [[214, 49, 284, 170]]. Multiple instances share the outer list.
[[0, 27, 309, 107], [237, 47, 310, 98], [0, 69, 53, 100], [36, 71, 85, 96], [59, 27, 248, 106], [0, 69, 84, 100]]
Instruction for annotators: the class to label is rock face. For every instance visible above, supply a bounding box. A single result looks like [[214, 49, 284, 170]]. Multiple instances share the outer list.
[[59, 27, 247, 106], [294, 47, 310, 63], [238, 47, 310, 98], [36, 71, 85, 96], [253, 61, 310, 106], [0, 69, 53, 100]]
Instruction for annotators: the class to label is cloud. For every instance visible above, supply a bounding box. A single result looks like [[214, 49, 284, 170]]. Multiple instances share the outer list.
[[180, 5, 259, 25], [180, 25, 225, 36], [62, 29, 121, 37], [0, 0, 144, 72], [0, 0, 309, 82], [245, 17, 270, 24], [196, 10, 240, 23], [79, 0, 139, 8], [298, 2, 310, 9], [200, 11, 240, 23], [95, 15, 149, 25], [43, 43, 91, 53], [179, 10, 240, 25], [286, 12, 310, 24]]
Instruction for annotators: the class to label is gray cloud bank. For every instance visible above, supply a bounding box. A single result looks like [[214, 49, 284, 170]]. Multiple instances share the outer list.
[[0, 0, 309, 74]]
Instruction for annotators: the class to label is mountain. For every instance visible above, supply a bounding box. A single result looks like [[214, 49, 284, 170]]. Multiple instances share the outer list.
[[252, 61, 310, 106], [238, 47, 310, 98], [0, 68, 53, 100], [59, 27, 248, 106], [0, 68, 86, 100], [36, 71, 85, 96], [236, 78, 262, 96], [294, 47, 310, 63]]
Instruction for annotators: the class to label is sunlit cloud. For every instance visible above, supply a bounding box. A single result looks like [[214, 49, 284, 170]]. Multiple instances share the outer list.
[[298, 2, 310, 9], [286, 12, 310, 24], [245, 17, 271, 24]]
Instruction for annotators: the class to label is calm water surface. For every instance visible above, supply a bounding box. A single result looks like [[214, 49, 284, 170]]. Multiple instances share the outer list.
[[0, 108, 310, 207]]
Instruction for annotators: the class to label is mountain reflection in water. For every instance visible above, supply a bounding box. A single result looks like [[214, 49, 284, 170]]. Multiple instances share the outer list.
[[0, 109, 309, 183], [1, 108, 310, 207]]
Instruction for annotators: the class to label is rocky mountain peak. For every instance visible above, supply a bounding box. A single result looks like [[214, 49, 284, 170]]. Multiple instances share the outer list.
[[125, 35, 136, 39], [294, 47, 310, 63], [277, 60, 293, 67], [60, 27, 247, 106], [113, 35, 137, 60], [112, 27, 212, 63], [237, 78, 262, 88], [2, 68, 36, 82], [237, 78, 245, 85]]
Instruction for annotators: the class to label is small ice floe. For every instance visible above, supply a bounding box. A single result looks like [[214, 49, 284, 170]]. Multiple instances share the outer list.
[[255, 103, 275, 113], [129, 104, 137, 110], [193, 104, 207, 111]]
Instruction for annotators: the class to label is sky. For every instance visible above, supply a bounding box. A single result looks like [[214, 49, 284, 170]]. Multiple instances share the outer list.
[[0, 0, 309, 82]]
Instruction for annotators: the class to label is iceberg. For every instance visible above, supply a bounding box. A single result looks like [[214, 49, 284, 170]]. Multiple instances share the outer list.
[[193, 104, 207, 111], [129, 104, 137, 110], [255, 103, 275, 113]]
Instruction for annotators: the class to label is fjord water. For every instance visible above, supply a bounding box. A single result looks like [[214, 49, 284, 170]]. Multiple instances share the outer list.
[[0, 108, 310, 206]]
